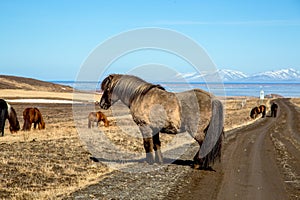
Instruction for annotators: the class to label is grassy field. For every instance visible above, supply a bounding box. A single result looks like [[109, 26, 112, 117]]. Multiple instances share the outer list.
[[0, 90, 283, 199]]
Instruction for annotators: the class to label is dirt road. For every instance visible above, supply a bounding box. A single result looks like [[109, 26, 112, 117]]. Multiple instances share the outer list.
[[67, 98, 300, 199], [172, 98, 300, 200]]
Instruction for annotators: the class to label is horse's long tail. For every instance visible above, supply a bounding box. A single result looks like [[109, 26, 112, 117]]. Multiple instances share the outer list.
[[0, 108, 7, 136], [199, 99, 224, 168]]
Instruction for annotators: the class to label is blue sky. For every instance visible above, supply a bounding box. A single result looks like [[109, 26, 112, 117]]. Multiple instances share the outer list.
[[0, 0, 300, 80]]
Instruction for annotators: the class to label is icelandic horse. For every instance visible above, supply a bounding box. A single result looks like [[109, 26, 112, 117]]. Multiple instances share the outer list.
[[99, 74, 224, 169], [88, 111, 109, 128], [0, 99, 20, 136], [22, 107, 45, 131], [250, 105, 266, 119]]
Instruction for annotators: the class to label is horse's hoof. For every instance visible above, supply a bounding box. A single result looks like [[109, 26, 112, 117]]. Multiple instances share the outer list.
[[147, 160, 154, 165], [192, 163, 200, 169], [155, 157, 163, 164], [146, 157, 155, 165], [155, 160, 163, 164]]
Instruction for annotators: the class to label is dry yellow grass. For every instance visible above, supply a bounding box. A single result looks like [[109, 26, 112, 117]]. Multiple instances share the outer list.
[[290, 98, 300, 107], [0, 103, 112, 199], [0, 90, 276, 199]]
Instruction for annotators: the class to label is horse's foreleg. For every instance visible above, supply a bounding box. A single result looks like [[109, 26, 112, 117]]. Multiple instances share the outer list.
[[153, 132, 163, 164], [33, 122, 37, 129], [143, 138, 155, 164], [139, 126, 155, 164]]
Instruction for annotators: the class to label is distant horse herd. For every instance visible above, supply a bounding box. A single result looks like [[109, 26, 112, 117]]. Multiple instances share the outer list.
[[0, 74, 281, 169], [0, 98, 110, 137], [0, 99, 46, 136], [250, 102, 278, 119]]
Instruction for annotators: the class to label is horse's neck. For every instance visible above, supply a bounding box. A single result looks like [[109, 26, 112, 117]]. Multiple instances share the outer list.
[[114, 85, 140, 107], [115, 91, 132, 107]]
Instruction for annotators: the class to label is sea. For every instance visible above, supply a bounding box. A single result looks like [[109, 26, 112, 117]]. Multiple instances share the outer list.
[[52, 81, 300, 98]]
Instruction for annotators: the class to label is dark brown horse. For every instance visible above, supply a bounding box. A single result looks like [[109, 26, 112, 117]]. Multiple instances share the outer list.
[[99, 74, 224, 169], [0, 99, 20, 136], [22, 108, 45, 131], [271, 102, 278, 117], [250, 105, 266, 119], [88, 111, 109, 128]]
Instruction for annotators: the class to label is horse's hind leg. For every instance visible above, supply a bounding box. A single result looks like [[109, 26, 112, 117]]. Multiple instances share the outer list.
[[139, 126, 155, 164], [190, 131, 205, 169], [153, 131, 163, 164], [38, 122, 42, 130]]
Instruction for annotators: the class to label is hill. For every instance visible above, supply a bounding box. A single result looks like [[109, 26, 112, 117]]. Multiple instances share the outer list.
[[0, 75, 73, 92]]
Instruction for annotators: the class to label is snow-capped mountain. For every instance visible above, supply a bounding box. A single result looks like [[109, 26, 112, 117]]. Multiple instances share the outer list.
[[176, 68, 300, 82], [175, 69, 247, 82], [246, 68, 300, 81], [218, 69, 248, 81]]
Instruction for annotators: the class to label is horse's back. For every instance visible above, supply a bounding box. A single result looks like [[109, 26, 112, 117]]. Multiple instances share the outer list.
[[23, 107, 40, 121], [131, 88, 181, 131], [130, 88, 213, 134]]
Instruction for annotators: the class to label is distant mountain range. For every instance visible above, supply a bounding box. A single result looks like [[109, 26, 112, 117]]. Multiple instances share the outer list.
[[176, 68, 300, 82]]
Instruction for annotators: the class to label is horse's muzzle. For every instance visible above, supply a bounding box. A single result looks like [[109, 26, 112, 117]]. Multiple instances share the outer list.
[[100, 101, 110, 110]]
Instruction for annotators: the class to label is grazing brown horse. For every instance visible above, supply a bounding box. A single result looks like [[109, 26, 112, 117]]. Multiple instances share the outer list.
[[88, 111, 109, 128], [99, 74, 224, 169], [250, 105, 266, 119], [0, 99, 20, 136], [22, 108, 45, 131]]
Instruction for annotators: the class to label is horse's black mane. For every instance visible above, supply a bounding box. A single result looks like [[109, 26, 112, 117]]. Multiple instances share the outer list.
[[106, 74, 165, 104]]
